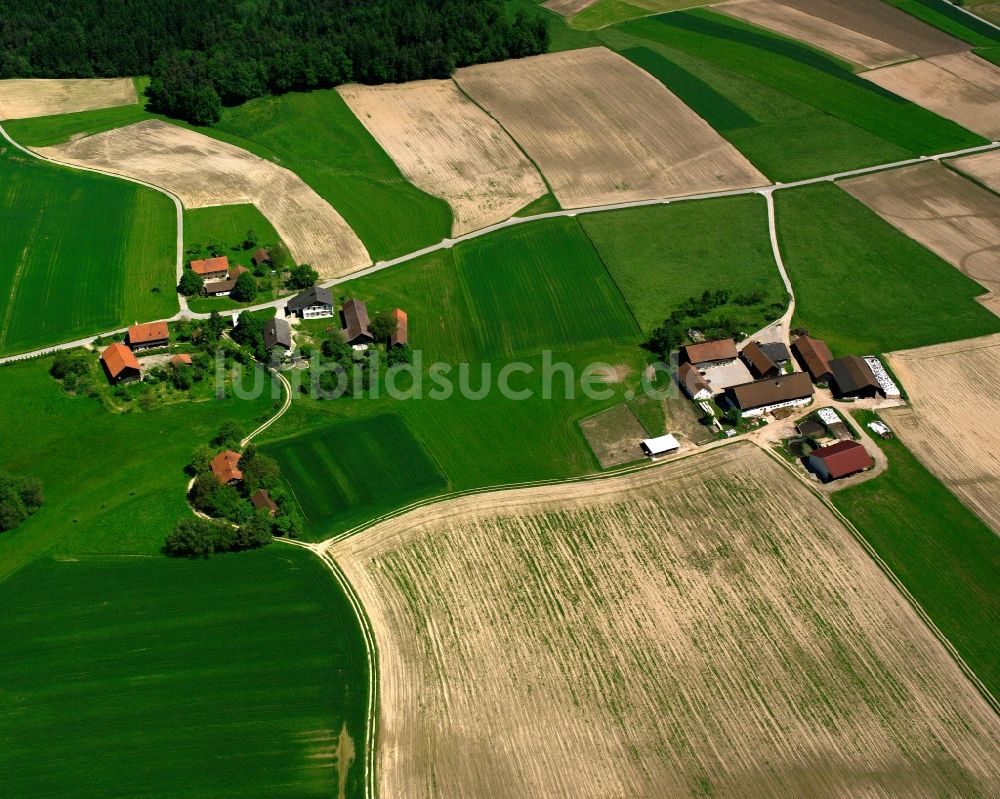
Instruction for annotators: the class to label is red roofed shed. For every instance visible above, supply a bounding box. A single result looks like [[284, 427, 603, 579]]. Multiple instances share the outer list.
[[100, 342, 141, 385], [807, 440, 874, 482], [390, 308, 408, 347]]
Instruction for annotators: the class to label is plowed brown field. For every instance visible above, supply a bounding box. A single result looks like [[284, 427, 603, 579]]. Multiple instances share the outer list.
[[334, 444, 1000, 799], [840, 163, 1000, 313], [884, 333, 1000, 535], [0, 78, 137, 120], [338, 80, 545, 236], [36, 119, 370, 278], [454, 48, 768, 208], [861, 53, 1000, 140], [716, 1, 914, 68], [951, 148, 1000, 193]]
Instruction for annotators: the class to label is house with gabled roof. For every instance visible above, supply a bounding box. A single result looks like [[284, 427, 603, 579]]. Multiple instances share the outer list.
[[189, 255, 230, 280], [286, 286, 334, 319], [341, 298, 373, 345], [741, 341, 780, 379], [725, 371, 814, 418], [791, 335, 834, 383], [100, 342, 141, 385], [679, 338, 737, 368], [210, 450, 243, 485], [678, 361, 712, 400], [127, 321, 169, 351]]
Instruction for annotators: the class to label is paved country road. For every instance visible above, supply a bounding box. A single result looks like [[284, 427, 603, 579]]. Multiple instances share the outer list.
[[0, 117, 997, 364]]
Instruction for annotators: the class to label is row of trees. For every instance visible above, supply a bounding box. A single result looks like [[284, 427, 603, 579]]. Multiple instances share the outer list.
[[0, 472, 43, 532], [1, 0, 548, 124]]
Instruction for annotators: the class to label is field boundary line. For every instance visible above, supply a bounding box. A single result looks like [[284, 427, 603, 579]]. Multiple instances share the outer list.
[[755, 442, 1000, 716], [944, 0, 1000, 33], [241, 370, 292, 446]]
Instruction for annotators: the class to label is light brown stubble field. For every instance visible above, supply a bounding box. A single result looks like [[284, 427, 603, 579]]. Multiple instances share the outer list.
[[716, 1, 915, 69], [453, 48, 768, 209], [0, 78, 137, 120], [951, 148, 1000, 193], [36, 119, 370, 278], [541, 0, 598, 15], [861, 53, 1000, 140], [840, 163, 1000, 314], [884, 333, 1000, 536], [333, 444, 1000, 799], [337, 80, 546, 236]]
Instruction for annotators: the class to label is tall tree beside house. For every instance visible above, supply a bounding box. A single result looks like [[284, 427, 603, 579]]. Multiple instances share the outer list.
[[232, 271, 258, 302], [369, 310, 399, 347], [286, 264, 319, 290], [178, 269, 204, 296]]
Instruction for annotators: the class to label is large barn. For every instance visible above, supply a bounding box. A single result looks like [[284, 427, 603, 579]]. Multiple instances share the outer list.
[[792, 335, 834, 383], [100, 342, 141, 385], [126, 321, 169, 351], [341, 298, 374, 345], [829, 355, 881, 398], [725, 372, 814, 418], [680, 339, 738, 368], [807, 440, 874, 482]]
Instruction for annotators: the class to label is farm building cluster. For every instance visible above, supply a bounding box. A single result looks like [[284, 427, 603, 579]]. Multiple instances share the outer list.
[[284, 289, 409, 349], [99, 321, 173, 384], [190, 254, 259, 298]]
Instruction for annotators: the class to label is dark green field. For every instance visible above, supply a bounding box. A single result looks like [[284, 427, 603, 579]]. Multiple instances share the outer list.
[[578, 195, 783, 332], [0, 547, 367, 799], [833, 412, 1000, 698], [776, 184, 1000, 355], [605, 9, 986, 180], [0, 148, 176, 355], [266, 413, 447, 535], [185, 204, 281, 255], [883, 0, 1000, 46]]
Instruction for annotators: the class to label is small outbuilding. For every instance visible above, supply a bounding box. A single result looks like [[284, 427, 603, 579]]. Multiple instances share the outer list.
[[251, 488, 279, 517], [389, 308, 408, 348], [189, 255, 230, 280], [641, 434, 680, 458], [759, 341, 791, 365], [171, 353, 193, 367], [341, 298, 373, 345], [127, 321, 169, 351], [210, 450, 243, 485], [263, 317, 292, 352], [679, 339, 738, 368], [677, 361, 712, 401], [202, 276, 238, 297], [741, 341, 780, 379], [100, 342, 141, 385], [792, 335, 834, 383], [251, 247, 271, 267], [829, 355, 880, 398], [286, 286, 334, 319], [807, 440, 874, 482]]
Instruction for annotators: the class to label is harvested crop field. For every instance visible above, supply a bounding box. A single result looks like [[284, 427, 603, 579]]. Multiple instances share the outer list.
[[715, 0, 915, 68], [883, 333, 1000, 535], [338, 80, 545, 236], [840, 162, 1000, 314], [0, 78, 136, 120], [778, 0, 968, 57], [334, 444, 1000, 798], [36, 119, 370, 278], [951, 147, 1000, 193], [861, 52, 1000, 139], [579, 403, 648, 468], [454, 47, 768, 208]]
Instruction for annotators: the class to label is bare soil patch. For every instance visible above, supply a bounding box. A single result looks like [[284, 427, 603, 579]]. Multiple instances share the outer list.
[[716, 1, 915, 69], [0, 78, 137, 121], [334, 444, 1000, 798], [579, 403, 648, 467], [884, 333, 1000, 535], [454, 47, 768, 209], [338, 80, 545, 236], [840, 162, 1000, 313], [36, 119, 370, 278], [780, 0, 968, 57], [542, 0, 598, 15], [861, 52, 1000, 140]]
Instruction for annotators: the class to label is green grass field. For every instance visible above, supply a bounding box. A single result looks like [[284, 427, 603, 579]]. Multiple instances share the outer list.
[[0, 148, 176, 356], [185, 204, 281, 255], [0, 546, 368, 799], [833, 412, 1000, 698], [2, 103, 158, 147], [266, 413, 446, 535], [578, 195, 784, 332], [568, 0, 713, 30], [884, 0, 1000, 47], [605, 9, 986, 180], [775, 184, 1000, 355]]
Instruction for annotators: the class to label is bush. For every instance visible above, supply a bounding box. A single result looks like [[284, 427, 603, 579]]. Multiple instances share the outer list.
[[232, 271, 258, 303], [286, 264, 319, 290], [0, 472, 44, 532], [164, 518, 230, 557], [213, 421, 244, 449], [50, 349, 91, 381], [178, 269, 204, 296]]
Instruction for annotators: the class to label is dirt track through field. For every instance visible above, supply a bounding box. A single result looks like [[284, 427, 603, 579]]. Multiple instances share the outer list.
[[840, 162, 1000, 313], [338, 80, 546, 236], [884, 334, 1000, 536], [454, 48, 768, 209], [334, 444, 1000, 798], [779, 0, 968, 56], [716, 1, 915, 68], [861, 52, 1000, 140], [0, 78, 137, 120], [35, 119, 370, 278]]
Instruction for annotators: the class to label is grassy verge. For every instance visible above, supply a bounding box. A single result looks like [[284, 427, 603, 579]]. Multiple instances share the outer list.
[[833, 411, 1000, 697], [0, 148, 176, 356], [0, 546, 368, 799], [578, 195, 784, 332], [775, 184, 1000, 354]]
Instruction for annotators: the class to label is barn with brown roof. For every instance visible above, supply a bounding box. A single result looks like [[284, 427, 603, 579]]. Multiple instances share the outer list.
[[807, 440, 874, 482], [210, 450, 243, 485], [792, 335, 834, 383], [100, 342, 141, 385], [127, 321, 170, 351], [170, 354, 193, 367], [829, 355, 880, 398], [189, 255, 230, 279], [251, 488, 279, 517], [341, 298, 373, 345], [389, 308, 408, 348], [678, 361, 712, 400], [252, 248, 271, 267], [741, 341, 779, 379], [679, 338, 737, 367], [725, 371, 814, 417]]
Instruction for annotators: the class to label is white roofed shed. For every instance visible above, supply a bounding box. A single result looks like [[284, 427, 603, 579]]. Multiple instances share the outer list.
[[641, 434, 680, 458]]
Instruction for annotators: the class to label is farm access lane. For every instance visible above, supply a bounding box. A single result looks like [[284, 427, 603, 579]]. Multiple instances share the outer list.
[[0, 135, 998, 365]]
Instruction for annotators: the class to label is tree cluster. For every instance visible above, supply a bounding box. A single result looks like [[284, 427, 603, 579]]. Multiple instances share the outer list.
[[1, 0, 548, 125], [49, 348, 96, 395], [163, 516, 271, 558], [0, 472, 43, 532]]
